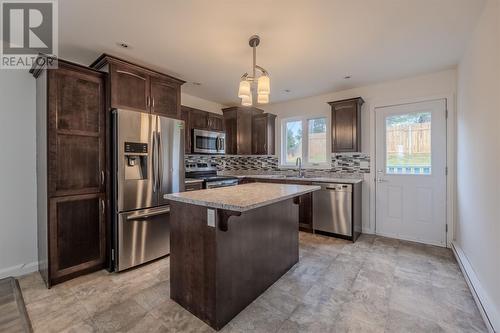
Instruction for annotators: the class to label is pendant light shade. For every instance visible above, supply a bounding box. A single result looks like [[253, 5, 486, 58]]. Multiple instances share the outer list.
[[257, 74, 270, 95], [238, 80, 251, 98], [241, 91, 253, 106], [257, 93, 269, 104]]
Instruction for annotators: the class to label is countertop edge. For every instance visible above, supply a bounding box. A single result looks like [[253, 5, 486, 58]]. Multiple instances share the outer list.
[[229, 175, 364, 184], [165, 185, 321, 212]]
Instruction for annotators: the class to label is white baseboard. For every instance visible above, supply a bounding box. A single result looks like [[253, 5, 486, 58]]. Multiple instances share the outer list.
[[451, 241, 498, 333], [0, 261, 38, 279]]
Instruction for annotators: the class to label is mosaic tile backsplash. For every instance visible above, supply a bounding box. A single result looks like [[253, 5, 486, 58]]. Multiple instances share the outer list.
[[185, 153, 370, 175]]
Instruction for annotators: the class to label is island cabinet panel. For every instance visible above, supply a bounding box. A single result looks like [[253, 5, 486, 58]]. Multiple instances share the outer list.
[[329, 97, 364, 152], [169, 199, 299, 330]]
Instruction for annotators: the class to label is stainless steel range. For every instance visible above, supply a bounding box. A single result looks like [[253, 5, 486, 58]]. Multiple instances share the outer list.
[[185, 163, 239, 189]]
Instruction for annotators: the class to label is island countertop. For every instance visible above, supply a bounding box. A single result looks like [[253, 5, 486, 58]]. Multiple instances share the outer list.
[[165, 182, 320, 212]]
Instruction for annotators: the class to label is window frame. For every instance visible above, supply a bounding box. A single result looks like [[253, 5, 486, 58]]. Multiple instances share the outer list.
[[280, 115, 331, 169]]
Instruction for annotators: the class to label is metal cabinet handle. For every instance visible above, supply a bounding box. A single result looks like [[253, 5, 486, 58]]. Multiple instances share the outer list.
[[101, 199, 105, 214], [147, 96, 151, 108], [152, 96, 155, 109], [100, 170, 105, 185], [116, 70, 146, 81]]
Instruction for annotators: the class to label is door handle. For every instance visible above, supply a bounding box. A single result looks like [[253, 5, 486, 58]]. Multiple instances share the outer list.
[[152, 131, 157, 192], [376, 178, 388, 183], [126, 206, 170, 220], [156, 131, 162, 191]]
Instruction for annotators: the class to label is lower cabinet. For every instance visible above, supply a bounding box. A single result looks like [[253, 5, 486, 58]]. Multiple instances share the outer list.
[[48, 194, 106, 284], [185, 182, 203, 192], [242, 178, 313, 231]]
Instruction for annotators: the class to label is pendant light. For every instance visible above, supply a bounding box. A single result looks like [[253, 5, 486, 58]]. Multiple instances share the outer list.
[[238, 35, 270, 105]]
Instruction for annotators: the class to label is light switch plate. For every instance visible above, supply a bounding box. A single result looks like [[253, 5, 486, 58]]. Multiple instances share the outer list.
[[207, 209, 215, 227]]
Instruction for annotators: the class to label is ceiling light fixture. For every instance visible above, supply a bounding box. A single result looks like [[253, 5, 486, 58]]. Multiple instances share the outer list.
[[238, 35, 270, 106]]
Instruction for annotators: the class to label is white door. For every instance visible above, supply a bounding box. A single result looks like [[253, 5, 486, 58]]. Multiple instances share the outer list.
[[375, 99, 447, 246]]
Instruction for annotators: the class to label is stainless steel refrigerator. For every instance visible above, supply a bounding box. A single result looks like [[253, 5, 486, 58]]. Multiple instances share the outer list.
[[111, 109, 184, 271]]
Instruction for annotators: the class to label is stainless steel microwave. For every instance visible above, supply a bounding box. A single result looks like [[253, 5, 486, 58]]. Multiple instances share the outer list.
[[192, 129, 225, 154]]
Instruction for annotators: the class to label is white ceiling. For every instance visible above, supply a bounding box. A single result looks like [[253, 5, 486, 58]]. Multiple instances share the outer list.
[[59, 0, 485, 105]]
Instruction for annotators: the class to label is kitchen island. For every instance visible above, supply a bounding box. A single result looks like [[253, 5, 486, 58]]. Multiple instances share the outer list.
[[164, 182, 320, 330]]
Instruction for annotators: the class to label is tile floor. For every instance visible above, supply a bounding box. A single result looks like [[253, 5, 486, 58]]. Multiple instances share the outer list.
[[17, 233, 487, 333]]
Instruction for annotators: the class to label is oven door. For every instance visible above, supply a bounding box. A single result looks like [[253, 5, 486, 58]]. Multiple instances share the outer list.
[[193, 129, 225, 154]]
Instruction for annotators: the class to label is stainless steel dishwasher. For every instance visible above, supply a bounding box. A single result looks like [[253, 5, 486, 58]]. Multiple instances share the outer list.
[[312, 182, 361, 241]]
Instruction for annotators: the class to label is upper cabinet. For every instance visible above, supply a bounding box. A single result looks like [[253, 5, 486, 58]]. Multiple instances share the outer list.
[[222, 107, 276, 155], [90, 54, 184, 118], [181, 106, 225, 154], [222, 107, 263, 155], [252, 113, 276, 155], [328, 97, 364, 152]]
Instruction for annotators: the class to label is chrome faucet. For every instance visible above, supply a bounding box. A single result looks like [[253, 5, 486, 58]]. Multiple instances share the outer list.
[[296, 157, 304, 177]]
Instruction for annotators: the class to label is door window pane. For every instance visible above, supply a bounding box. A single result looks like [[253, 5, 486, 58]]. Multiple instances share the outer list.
[[307, 118, 327, 164], [285, 120, 302, 164], [386, 112, 431, 175]]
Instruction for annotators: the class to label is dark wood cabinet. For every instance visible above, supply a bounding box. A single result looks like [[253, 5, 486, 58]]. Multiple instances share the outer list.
[[181, 106, 225, 153], [49, 193, 106, 282], [240, 177, 313, 231], [150, 75, 181, 117], [32, 58, 107, 287], [328, 97, 364, 152], [222, 107, 264, 155], [109, 62, 149, 112], [252, 113, 276, 155], [181, 107, 191, 154], [184, 182, 203, 192], [91, 54, 184, 118], [208, 113, 224, 131]]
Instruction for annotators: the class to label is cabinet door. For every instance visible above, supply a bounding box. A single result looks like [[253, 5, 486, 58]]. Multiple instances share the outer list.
[[298, 192, 313, 232], [49, 193, 106, 283], [331, 100, 360, 152], [190, 109, 209, 129], [252, 116, 267, 154], [181, 107, 191, 154], [208, 114, 224, 131], [151, 76, 181, 118], [224, 116, 237, 154], [48, 66, 105, 196], [110, 63, 150, 112], [237, 109, 253, 154]]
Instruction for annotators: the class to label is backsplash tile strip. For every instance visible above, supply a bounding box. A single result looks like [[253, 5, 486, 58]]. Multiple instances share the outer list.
[[186, 153, 370, 175]]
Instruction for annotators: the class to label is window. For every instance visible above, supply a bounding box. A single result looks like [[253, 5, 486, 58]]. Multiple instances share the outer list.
[[385, 112, 432, 175], [281, 116, 329, 167]]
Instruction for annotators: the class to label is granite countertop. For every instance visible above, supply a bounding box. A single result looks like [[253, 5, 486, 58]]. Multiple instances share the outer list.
[[165, 183, 320, 212], [229, 174, 363, 184], [185, 178, 204, 184]]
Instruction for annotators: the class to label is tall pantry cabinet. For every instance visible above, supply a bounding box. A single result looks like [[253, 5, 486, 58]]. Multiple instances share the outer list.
[[32, 58, 107, 287]]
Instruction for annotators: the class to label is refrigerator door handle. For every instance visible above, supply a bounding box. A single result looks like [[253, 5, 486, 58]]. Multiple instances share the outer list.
[[152, 130, 157, 193], [157, 129, 162, 192]]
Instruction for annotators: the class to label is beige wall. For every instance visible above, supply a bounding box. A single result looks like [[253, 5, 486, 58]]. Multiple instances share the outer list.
[[0, 70, 38, 278], [181, 92, 225, 114], [455, 0, 500, 329], [262, 69, 457, 233]]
